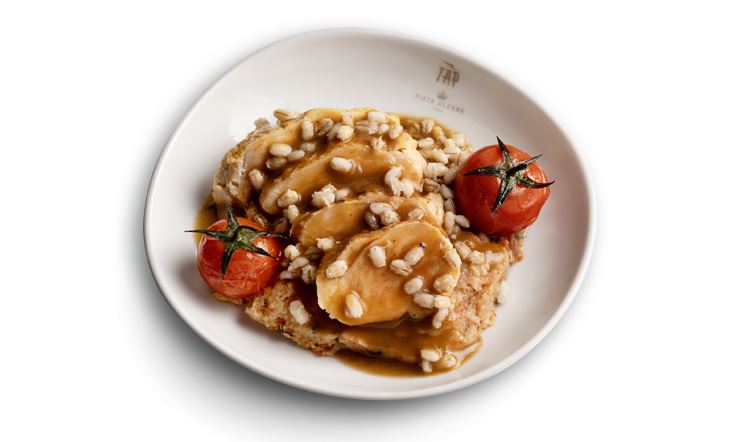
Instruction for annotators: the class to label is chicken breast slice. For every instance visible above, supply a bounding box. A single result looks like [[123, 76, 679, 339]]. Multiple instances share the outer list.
[[259, 138, 425, 214], [316, 221, 460, 326], [290, 192, 444, 247]]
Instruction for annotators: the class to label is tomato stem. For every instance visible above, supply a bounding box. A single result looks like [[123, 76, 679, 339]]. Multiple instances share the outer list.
[[463, 137, 554, 211]]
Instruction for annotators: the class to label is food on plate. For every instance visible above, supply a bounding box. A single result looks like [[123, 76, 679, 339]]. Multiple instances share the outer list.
[[189, 107, 552, 374], [454, 137, 553, 237], [187, 208, 283, 298]]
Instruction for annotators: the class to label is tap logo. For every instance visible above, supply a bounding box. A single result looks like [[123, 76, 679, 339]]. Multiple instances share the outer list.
[[436, 61, 460, 87], [414, 60, 465, 114]]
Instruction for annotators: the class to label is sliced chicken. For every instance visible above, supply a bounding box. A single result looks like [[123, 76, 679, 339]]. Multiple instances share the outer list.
[[316, 221, 460, 326], [259, 138, 425, 214], [212, 107, 399, 206], [291, 192, 444, 247]]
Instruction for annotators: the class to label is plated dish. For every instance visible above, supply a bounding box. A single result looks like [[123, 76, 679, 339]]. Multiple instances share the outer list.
[[189, 107, 552, 374], [144, 29, 595, 399]]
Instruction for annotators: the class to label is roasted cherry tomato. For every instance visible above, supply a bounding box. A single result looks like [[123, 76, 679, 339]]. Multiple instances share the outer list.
[[189, 207, 283, 298], [454, 137, 553, 237]]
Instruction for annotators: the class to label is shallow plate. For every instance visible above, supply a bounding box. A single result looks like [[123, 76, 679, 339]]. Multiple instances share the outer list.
[[144, 28, 595, 400]]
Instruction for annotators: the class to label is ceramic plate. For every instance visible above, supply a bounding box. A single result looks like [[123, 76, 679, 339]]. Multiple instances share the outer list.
[[144, 28, 595, 399]]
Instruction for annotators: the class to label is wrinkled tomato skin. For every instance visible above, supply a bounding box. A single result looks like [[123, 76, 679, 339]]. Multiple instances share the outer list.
[[455, 144, 551, 237], [196, 217, 282, 298]]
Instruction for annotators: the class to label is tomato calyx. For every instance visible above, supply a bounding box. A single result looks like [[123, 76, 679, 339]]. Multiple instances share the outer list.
[[186, 206, 285, 277], [463, 137, 554, 212]]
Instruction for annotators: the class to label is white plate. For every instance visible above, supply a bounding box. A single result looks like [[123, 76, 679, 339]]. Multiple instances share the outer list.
[[144, 28, 596, 400]]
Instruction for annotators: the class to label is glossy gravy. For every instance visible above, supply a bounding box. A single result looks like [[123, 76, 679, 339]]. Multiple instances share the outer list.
[[336, 340, 481, 376], [192, 198, 218, 244], [335, 350, 424, 376], [291, 280, 479, 373]]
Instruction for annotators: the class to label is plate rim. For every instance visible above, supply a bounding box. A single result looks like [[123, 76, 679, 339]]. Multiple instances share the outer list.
[[143, 27, 597, 400]]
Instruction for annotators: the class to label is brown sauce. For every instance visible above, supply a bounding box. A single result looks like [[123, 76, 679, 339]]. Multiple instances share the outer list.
[[335, 351, 424, 376], [291, 280, 480, 375], [336, 338, 481, 377], [192, 198, 218, 245]]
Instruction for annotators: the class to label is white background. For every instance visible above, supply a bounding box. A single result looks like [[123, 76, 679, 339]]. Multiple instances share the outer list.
[[1, 1, 735, 440]]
